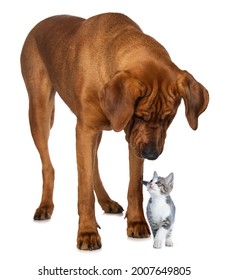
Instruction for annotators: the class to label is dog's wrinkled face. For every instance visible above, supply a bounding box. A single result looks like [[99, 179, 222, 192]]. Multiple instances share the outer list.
[[126, 93, 181, 160], [99, 70, 209, 160]]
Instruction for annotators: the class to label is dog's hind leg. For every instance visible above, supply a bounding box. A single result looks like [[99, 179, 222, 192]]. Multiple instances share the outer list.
[[21, 46, 56, 220], [28, 82, 55, 220], [93, 133, 124, 213], [29, 90, 56, 220]]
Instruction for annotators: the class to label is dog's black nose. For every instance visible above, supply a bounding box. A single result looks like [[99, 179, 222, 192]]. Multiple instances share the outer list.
[[142, 149, 159, 160]]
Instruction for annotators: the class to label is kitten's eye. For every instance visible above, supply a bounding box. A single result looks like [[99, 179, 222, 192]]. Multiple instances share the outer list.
[[156, 181, 161, 186]]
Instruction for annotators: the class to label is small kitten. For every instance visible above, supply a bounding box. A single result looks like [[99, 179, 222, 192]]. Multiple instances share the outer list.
[[143, 171, 175, 249]]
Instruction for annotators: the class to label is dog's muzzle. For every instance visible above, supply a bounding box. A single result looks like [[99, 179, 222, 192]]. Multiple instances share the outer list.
[[141, 147, 159, 160]]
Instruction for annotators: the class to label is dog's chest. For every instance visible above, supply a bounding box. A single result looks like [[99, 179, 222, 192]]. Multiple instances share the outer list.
[[148, 196, 170, 224]]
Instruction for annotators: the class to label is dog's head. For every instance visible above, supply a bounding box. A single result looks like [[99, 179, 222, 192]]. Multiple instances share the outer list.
[[99, 70, 209, 160]]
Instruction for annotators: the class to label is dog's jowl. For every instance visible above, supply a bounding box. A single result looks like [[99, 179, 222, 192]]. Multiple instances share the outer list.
[[21, 13, 209, 250]]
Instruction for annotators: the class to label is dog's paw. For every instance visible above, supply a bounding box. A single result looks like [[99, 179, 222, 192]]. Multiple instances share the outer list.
[[77, 231, 102, 250], [127, 221, 151, 238], [101, 199, 124, 213], [33, 204, 54, 220]]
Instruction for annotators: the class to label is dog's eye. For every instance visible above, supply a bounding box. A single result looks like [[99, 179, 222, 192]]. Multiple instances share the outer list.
[[134, 114, 143, 120], [137, 114, 150, 122], [163, 114, 171, 121], [162, 114, 174, 127]]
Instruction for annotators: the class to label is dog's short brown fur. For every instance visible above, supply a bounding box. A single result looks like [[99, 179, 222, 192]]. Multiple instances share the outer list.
[[21, 13, 209, 250]]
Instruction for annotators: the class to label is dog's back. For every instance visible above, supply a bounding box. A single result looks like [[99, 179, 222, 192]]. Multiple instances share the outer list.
[[21, 13, 170, 87], [21, 14, 145, 111], [21, 13, 141, 74]]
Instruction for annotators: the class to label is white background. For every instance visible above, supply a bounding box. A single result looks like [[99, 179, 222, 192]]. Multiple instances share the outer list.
[[1, 0, 227, 279]]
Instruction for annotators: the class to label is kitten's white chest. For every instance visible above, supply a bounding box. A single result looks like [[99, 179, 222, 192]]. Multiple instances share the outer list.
[[148, 196, 170, 224]]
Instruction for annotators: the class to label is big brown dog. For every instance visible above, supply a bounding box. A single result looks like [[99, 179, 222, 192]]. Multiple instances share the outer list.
[[21, 13, 209, 250]]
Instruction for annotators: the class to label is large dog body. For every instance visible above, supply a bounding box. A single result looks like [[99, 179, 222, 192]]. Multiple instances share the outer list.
[[21, 13, 209, 250]]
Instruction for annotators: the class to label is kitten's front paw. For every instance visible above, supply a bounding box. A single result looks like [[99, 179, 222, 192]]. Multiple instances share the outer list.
[[165, 240, 173, 247], [153, 239, 162, 249]]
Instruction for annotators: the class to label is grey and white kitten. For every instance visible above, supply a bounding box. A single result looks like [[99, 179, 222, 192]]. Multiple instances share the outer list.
[[143, 171, 175, 249]]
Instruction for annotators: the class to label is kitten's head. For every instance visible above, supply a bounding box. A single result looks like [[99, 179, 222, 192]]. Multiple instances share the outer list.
[[143, 171, 174, 196]]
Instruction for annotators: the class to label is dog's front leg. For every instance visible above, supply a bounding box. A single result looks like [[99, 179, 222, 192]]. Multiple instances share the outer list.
[[76, 123, 101, 250], [126, 146, 151, 238]]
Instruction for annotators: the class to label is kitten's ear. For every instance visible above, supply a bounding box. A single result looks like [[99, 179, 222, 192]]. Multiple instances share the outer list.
[[142, 180, 149, 186], [166, 173, 174, 186], [153, 171, 158, 179]]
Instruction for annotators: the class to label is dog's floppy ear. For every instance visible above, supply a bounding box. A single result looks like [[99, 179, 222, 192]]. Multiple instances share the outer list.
[[177, 71, 209, 130], [99, 71, 147, 132]]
